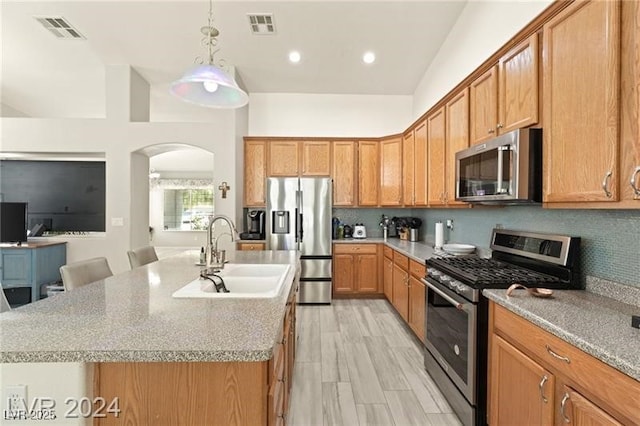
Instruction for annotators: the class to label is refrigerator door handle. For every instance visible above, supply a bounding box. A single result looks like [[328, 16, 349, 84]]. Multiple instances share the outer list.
[[298, 190, 304, 241]]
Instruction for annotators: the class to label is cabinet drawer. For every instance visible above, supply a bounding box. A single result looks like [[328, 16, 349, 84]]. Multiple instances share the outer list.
[[333, 244, 377, 254], [383, 246, 394, 259], [237, 243, 265, 251], [409, 259, 425, 278], [393, 251, 409, 270], [492, 303, 640, 424]]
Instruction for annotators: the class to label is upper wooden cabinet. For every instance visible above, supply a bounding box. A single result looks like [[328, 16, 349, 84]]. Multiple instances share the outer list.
[[403, 132, 415, 206], [543, 0, 620, 203], [413, 120, 428, 206], [499, 33, 540, 134], [358, 141, 380, 206], [445, 88, 470, 206], [380, 135, 403, 206], [470, 33, 539, 145], [331, 141, 357, 206], [269, 141, 300, 177], [427, 107, 446, 206], [470, 66, 498, 145], [301, 141, 331, 176], [244, 139, 268, 207]]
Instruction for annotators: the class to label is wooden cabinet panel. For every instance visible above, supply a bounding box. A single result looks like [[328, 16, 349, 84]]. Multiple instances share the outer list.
[[427, 107, 446, 205], [383, 257, 393, 301], [489, 335, 555, 426], [333, 244, 380, 295], [237, 243, 265, 251], [543, 0, 620, 202], [269, 141, 300, 177], [357, 254, 379, 293], [244, 140, 268, 207], [619, 0, 640, 205], [332, 141, 357, 206], [301, 141, 331, 176], [491, 303, 640, 425], [414, 120, 428, 206], [392, 263, 408, 321], [408, 276, 425, 342], [445, 88, 470, 205], [470, 66, 498, 145], [499, 33, 540, 134], [562, 386, 623, 426], [393, 251, 409, 270], [403, 132, 415, 206], [380, 136, 403, 206], [409, 259, 425, 279], [333, 253, 355, 294], [358, 141, 379, 206], [383, 245, 393, 259]]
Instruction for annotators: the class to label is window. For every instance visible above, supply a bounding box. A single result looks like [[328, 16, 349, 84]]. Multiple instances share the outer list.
[[150, 178, 214, 231]]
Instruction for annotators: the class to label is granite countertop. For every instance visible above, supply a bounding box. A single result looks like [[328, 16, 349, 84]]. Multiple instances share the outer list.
[[333, 237, 438, 263], [483, 285, 640, 381], [0, 250, 299, 363]]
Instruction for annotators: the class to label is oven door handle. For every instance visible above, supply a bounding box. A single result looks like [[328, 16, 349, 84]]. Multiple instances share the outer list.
[[421, 278, 464, 310]]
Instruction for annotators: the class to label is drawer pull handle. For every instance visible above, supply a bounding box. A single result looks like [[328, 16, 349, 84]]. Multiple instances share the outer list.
[[602, 170, 613, 198], [560, 393, 570, 423], [538, 375, 549, 403], [546, 345, 570, 363]]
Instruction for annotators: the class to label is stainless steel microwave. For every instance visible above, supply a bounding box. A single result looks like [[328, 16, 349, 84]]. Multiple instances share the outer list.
[[455, 128, 542, 204]]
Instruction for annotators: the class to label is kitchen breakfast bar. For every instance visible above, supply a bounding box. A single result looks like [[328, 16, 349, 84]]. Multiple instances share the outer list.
[[0, 250, 300, 425]]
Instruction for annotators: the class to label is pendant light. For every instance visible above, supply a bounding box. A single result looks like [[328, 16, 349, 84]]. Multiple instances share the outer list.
[[170, 0, 248, 108]]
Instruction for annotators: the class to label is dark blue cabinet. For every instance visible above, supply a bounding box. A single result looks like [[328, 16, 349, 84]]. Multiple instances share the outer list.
[[0, 242, 66, 304]]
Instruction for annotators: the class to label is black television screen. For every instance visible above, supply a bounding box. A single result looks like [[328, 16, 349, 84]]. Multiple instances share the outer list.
[[0, 160, 105, 232], [0, 202, 27, 243]]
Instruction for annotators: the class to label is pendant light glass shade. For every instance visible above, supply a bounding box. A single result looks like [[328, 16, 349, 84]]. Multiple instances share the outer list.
[[170, 64, 248, 108]]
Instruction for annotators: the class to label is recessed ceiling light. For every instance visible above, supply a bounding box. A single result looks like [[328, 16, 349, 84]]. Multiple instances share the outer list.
[[289, 51, 301, 63], [363, 51, 376, 64]]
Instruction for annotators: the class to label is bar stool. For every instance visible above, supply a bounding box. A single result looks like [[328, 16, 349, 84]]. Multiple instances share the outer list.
[[59, 257, 113, 291], [127, 246, 158, 269]]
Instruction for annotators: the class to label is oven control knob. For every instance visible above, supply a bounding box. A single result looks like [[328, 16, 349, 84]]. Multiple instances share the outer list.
[[440, 275, 452, 283], [428, 268, 441, 277]]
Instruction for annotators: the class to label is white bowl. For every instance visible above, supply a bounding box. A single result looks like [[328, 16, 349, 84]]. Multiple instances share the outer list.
[[442, 243, 476, 255]]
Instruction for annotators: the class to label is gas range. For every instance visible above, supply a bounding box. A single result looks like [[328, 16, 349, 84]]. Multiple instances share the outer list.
[[422, 229, 580, 426]]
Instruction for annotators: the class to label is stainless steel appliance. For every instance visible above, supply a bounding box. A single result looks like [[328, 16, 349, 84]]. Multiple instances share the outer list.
[[422, 229, 580, 426], [240, 210, 265, 240], [455, 128, 542, 204], [266, 177, 332, 304]]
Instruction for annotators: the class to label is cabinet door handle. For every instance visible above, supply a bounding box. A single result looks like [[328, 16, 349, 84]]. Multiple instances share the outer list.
[[497, 123, 504, 129], [560, 393, 570, 423], [538, 375, 549, 403], [630, 166, 640, 196], [488, 129, 495, 134], [601, 170, 613, 198], [545, 344, 570, 363]]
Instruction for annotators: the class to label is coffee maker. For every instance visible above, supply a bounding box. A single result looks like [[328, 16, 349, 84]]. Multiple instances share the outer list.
[[240, 210, 265, 240]]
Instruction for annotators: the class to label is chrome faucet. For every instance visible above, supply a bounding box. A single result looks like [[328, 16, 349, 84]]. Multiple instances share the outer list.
[[206, 215, 239, 269]]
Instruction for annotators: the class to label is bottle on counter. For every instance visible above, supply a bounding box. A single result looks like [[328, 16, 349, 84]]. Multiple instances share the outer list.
[[337, 224, 344, 239], [199, 247, 206, 264]]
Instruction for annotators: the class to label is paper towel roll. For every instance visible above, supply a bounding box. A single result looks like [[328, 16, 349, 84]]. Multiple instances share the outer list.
[[435, 222, 444, 248]]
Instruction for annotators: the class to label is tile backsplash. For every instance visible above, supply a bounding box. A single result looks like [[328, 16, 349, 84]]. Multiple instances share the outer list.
[[333, 207, 640, 288]]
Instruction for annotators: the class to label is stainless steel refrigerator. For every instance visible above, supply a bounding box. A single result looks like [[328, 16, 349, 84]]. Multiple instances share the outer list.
[[266, 177, 332, 304]]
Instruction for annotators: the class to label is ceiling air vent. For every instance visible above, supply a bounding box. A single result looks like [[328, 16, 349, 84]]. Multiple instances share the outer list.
[[34, 16, 85, 39], [247, 14, 276, 35]]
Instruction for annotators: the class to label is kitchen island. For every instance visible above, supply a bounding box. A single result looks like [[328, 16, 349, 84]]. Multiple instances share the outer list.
[[0, 250, 300, 425]]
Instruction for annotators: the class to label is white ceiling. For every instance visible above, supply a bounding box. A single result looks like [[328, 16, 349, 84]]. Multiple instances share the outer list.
[[1, 0, 467, 118]]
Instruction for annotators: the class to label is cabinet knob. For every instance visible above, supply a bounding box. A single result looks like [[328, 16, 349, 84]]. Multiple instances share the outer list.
[[488, 129, 495, 134], [496, 123, 504, 129]]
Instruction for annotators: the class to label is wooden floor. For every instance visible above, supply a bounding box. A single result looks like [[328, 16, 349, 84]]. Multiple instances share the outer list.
[[288, 298, 462, 426]]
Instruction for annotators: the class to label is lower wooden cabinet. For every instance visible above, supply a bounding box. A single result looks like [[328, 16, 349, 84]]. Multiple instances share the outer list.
[[237, 242, 266, 251], [489, 334, 555, 426], [383, 256, 393, 301], [407, 259, 426, 343], [333, 244, 381, 295], [489, 302, 640, 426], [391, 252, 409, 321]]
